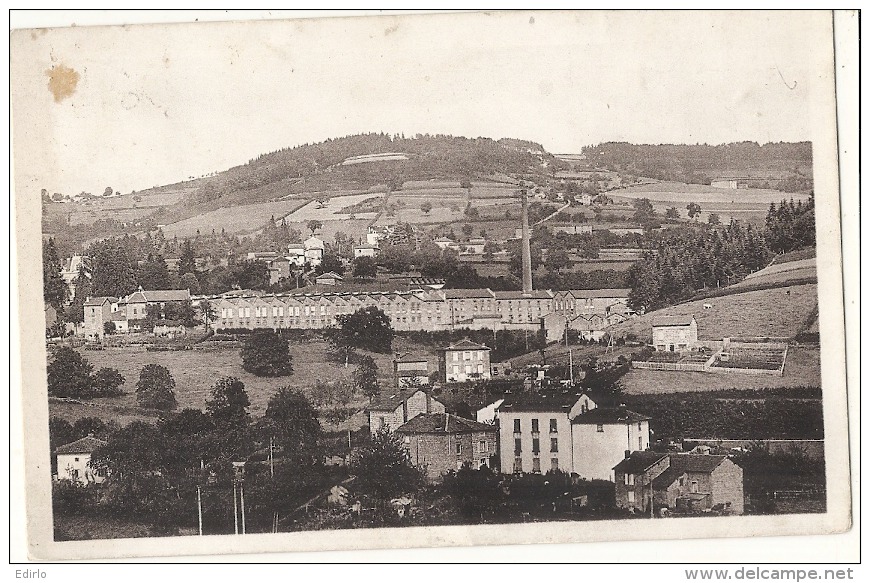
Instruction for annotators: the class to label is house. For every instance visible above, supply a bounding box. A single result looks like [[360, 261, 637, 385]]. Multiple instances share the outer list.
[[438, 339, 492, 383], [287, 242, 306, 267], [123, 288, 191, 322], [461, 237, 486, 255], [265, 257, 292, 285], [304, 236, 325, 267], [568, 314, 608, 341], [551, 224, 593, 236], [574, 193, 594, 206], [108, 310, 129, 334], [314, 272, 343, 286], [367, 388, 446, 436], [395, 356, 430, 387], [553, 289, 631, 317], [395, 413, 498, 480], [614, 452, 744, 515], [475, 397, 505, 424], [497, 391, 592, 475], [570, 407, 651, 480], [496, 391, 650, 479], [652, 315, 698, 351], [353, 244, 379, 258], [711, 178, 739, 189], [82, 296, 118, 339], [60, 254, 90, 303], [55, 434, 107, 485]]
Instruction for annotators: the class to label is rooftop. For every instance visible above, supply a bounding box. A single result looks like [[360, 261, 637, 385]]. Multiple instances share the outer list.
[[652, 454, 730, 488], [395, 413, 496, 435], [83, 296, 117, 306], [652, 315, 696, 327], [126, 289, 191, 303], [566, 288, 632, 299], [493, 290, 554, 300], [612, 451, 668, 474], [571, 407, 650, 425], [499, 390, 585, 413], [443, 288, 495, 300], [368, 388, 441, 412], [55, 435, 107, 455], [442, 339, 491, 351]]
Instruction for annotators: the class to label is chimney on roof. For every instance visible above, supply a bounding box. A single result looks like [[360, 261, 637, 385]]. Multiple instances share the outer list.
[[624, 449, 631, 459]]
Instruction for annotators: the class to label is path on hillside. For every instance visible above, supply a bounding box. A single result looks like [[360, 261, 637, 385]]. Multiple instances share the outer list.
[[533, 202, 571, 226]]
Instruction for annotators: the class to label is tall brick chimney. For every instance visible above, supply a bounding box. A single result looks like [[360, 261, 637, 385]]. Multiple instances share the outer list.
[[520, 188, 533, 293]]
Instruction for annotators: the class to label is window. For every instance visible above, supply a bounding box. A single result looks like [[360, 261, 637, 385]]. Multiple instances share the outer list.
[[74, 457, 80, 462], [452, 365, 459, 376], [513, 457, 523, 473], [550, 438, 558, 452], [477, 363, 484, 374], [513, 419, 521, 433], [549, 419, 558, 433], [479, 458, 487, 469], [465, 364, 472, 374], [679, 477, 684, 487], [532, 438, 540, 454], [596, 424, 604, 433], [479, 440, 487, 453], [532, 458, 541, 473], [628, 490, 635, 504], [463, 351, 471, 361], [639, 436, 643, 450], [638, 422, 642, 430], [477, 351, 484, 360], [455, 442, 462, 455], [514, 438, 522, 455], [691, 481, 699, 493], [628, 473, 635, 486], [551, 458, 559, 471], [531, 419, 539, 433], [453, 352, 459, 362], [403, 436, 410, 444]]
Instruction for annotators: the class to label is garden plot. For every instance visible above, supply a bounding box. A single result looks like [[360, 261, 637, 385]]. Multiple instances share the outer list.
[[281, 193, 382, 222]]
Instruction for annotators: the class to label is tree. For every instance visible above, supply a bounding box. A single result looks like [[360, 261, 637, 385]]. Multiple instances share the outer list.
[[103, 186, 114, 197], [352, 256, 378, 279], [708, 213, 721, 226], [462, 224, 474, 237], [47, 347, 93, 398], [333, 307, 394, 354], [264, 387, 321, 457], [442, 465, 504, 521], [42, 239, 68, 309], [206, 377, 250, 427], [464, 206, 480, 219], [632, 198, 656, 223], [420, 201, 432, 215], [179, 272, 200, 295], [136, 364, 178, 410], [90, 242, 138, 298], [307, 219, 322, 235], [352, 428, 424, 512], [353, 355, 380, 400], [103, 321, 116, 336], [92, 367, 125, 397], [177, 240, 198, 277], [241, 330, 294, 377], [686, 202, 702, 219], [317, 253, 344, 275], [665, 207, 679, 219], [544, 248, 571, 272]]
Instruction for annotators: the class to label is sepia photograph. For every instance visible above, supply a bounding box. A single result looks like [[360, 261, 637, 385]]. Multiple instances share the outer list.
[[9, 9, 857, 563]]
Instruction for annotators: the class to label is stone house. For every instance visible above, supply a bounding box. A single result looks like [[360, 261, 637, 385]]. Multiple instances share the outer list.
[[613, 452, 744, 515], [367, 387, 446, 436], [395, 413, 498, 481], [55, 434, 107, 485], [652, 315, 699, 351], [438, 339, 492, 383]]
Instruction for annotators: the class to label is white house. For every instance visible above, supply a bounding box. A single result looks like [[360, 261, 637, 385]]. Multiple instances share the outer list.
[[304, 236, 325, 267], [438, 339, 492, 383], [570, 407, 651, 480], [652, 315, 699, 351], [287, 242, 306, 267], [55, 434, 107, 485], [353, 244, 379, 259]]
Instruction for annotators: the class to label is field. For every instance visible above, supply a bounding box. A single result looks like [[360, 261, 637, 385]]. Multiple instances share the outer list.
[[158, 197, 311, 238], [620, 346, 820, 394], [48, 338, 443, 430], [43, 185, 195, 228], [609, 181, 811, 225], [611, 283, 819, 342]]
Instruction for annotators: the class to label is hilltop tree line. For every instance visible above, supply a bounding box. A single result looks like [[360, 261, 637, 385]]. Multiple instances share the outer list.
[[764, 196, 815, 253], [191, 133, 560, 207], [582, 141, 813, 191]]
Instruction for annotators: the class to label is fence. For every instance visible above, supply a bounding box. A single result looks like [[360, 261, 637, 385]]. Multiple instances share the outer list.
[[632, 361, 709, 372]]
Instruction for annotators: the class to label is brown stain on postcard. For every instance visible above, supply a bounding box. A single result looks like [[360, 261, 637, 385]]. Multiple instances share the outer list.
[[45, 64, 80, 102]]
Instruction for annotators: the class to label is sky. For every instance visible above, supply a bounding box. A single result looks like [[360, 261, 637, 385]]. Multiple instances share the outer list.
[[11, 10, 835, 196]]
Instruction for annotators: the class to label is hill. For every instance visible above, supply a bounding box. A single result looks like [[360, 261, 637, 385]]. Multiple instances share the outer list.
[[581, 141, 813, 191]]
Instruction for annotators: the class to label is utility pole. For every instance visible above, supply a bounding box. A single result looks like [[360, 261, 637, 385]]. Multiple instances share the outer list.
[[240, 482, 246, 535], [233, 481, 239, 535], [569, 349, 574, 385], [269, 437, 274, 479], [197, 485, 203, 536]]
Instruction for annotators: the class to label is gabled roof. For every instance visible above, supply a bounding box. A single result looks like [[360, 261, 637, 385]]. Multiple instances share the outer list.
[[84, 296, 117, 307], [568, 288, 632, 299], [652, 315, 696, 327], [55, 435, 107, 455], [571, 407, 650, 425], [443, 288, 495, 300], [442, 339, 491, 351], [651, 454, 729, 488], [395, 413, 496, 435], [612, 451, 668, 474], [127, 289, 191, 303], [315, 272, 344, 280], [368, 388, 443, 412]]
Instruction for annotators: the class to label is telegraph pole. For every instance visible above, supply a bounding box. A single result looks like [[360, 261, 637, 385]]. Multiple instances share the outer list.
[[233, 481, 239, 535], [240, 482, 246, 535]]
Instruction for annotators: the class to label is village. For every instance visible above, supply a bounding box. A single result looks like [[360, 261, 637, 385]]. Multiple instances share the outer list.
[[43, 166, 823, 537]]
